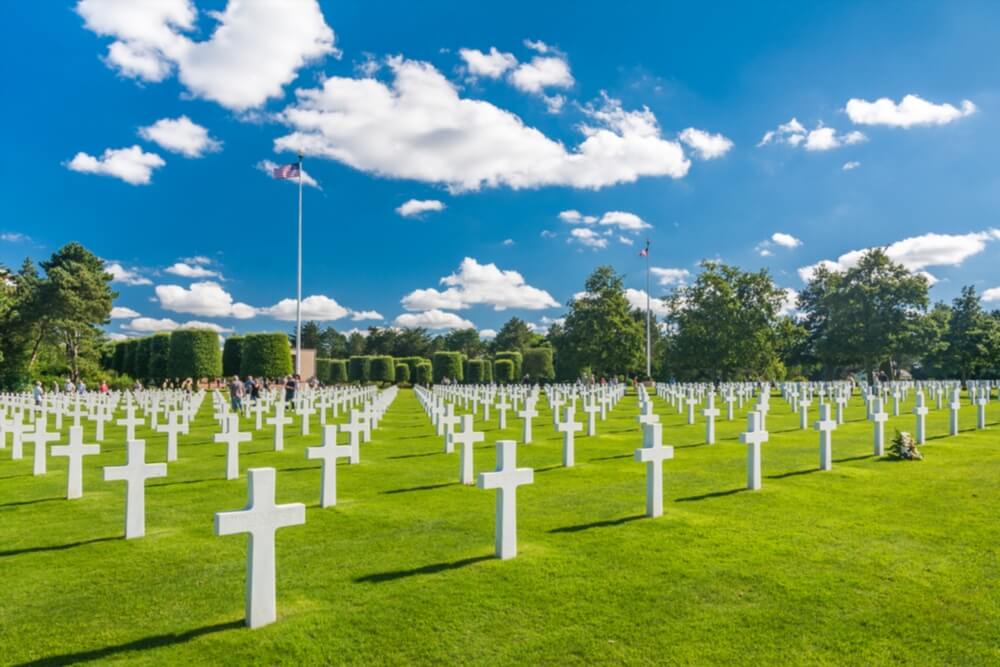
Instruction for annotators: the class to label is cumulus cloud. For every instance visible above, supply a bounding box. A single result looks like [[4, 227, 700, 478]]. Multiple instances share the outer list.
[[396, 199, 445, 217], [459, 47, 516, 79], [122, 316, 231, 333], [165, 261, 220, 278], [624, 288, 671, 318], [845, 94, 976, 128], [402, 257, 557, 311], [540, 230, 557, 239], [772, 232, 802, 248], [138, 116, 220, 157], [261, 295, 350, 321], [780, 288, 799, 317], [509, 55, 573, 94], [155, 281, 255, 318], [479, 328, 497, 339], [842, 161, 861, 171], [559, 210, 597, 224], [76, 0, 337, 110], [274, 58, 689, 192], [67, 145, 165, 185], [106, 262, 152, 286], [678, 128, 733, 160], [798, 229, 1000, 282], [618, 236, 634, 246], [110, 306, 140, 318], [599, 211, 651, 231], [1, 232, 29, 243], [758, 118, 865, 151], [983, 287, 1000, 303], [650, 267, 690, 286], [569, 227, 608, 249], [394, 309, 474, 330], [350, 310, 384, 321]]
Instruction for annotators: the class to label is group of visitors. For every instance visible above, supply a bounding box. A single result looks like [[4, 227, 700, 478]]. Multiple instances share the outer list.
[[226, 374, 302, 412]]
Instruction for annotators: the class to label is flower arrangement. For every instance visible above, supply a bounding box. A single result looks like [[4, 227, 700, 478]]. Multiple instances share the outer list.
[[889, 430, 923, 461]]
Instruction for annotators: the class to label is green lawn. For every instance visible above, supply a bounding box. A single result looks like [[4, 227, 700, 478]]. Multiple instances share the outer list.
[[2, 388, 999, 665]]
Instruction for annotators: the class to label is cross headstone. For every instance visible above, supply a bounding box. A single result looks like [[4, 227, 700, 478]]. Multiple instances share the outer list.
[[452, 414, 485, 485], [215, 415, 252, 480], [103, 439, 167, 538], [813, 403, 837, 471], [157, 411, 185, 462], [913, 392, 929, 444], [266, 403, 292, 452], [556, 406, 583, 467], [739, 411, 768, 491], [702, 393, 720, 445], [26, 419, 60, 476], [214, 467, 306, 629], [634, 422, 673, 518], [976, 394, 987, 430], [518, 400, 538, 445], [582, 399, 599, 437], [340, 410, 365, 464], [50, 425, 100, 499], [871, 398, 888, 456], [306, 425, 353, 508], [477, 440, 533, 560], [949, 389, 961, 436], [117, 405, 144, 443]]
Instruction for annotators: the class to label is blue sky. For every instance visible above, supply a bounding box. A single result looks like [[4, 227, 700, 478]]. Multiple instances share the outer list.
[[3, 1, 999, 341]]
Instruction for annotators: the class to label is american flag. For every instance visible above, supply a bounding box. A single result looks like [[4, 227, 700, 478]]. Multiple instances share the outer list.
[[638, 240, 650, 257], [272, 163, 301, 180]]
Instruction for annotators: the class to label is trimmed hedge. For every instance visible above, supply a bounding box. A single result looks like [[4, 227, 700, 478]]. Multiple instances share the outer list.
[[222, 336, 243, 377], [395, 363, 410, 384], [168, 329, 222, 380], [329, 359, 348, 384], [433, 351, 463, 383], [495, 350, 523, 379], [395, 356, 429, 382], [523, 347, 555, 382], [482, 357, 493, 383], [370, 356, 395, 384], [316, 358, 333, 383], [349, 355, 372, 383], [125, 338, 141, 378], [148, 333, 171, 383], [466, 358, 487, 383], [112, 342, 126, 374], [241, 333, 292, 379], [415, 362, 432, 385], [494, 359, 515, 383], [134, 337, 152, 381]]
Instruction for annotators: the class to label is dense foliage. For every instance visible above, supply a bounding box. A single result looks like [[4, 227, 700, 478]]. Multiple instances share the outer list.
[[240, 333, 292, 378], [168, 329, 222, 380]]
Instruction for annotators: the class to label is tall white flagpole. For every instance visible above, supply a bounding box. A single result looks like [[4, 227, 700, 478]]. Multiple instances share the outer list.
[[645, 239, 651, 380], [295, 151, 303, 376]]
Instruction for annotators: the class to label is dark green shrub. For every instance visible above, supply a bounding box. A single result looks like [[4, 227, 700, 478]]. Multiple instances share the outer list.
[[415, 362, 432, 385], [523, 347, 555, 382], [395, 356, 428, 381], [168, 329, 222, 380], [433, 351, 463, 383], [370, 356, 395, 384], [148, 333, 171, 383], [395, 363, 410, 384], [482, 357, 493, 383], [241, 333, 292, 378], [466, 358, 487, 383], [112, 342, 127, 374], [329, 359, 348, 384], [134, 336, 152, 380], [222, 336, 243, 377], [316, 358, 332, 383], [494, 359, 515, 383], [495, 350, 522, 379], [124, 338, 140, 378], [349, 355, 372, 383]]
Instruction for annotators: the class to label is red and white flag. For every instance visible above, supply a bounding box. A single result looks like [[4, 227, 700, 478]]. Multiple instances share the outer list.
[[272, 163, 301, 180], [638, 240, 650, 257]]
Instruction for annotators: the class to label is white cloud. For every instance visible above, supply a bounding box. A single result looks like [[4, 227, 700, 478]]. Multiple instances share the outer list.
[[67, 145, 165, 185], [540, 230, 557, 239], [523, 39, 550, 53], [798, 229, 1000, 282], [845, 94, 976, 128], [758, 118, 866, 152], [155, 281, 255, 318], [255, 160, 319, 188], [650, 267, 690, 286], [1, 232, 29, 242], [569, 227, 608, 249], [502, 238, 515, 246], [402, 257, 558, 311], [274, 58, 689, 192], [394, 309, 474, 330], [106, 262, 152, 286], [780, 288, 799, 317], [559, 210, 597, 224], [77, 0, 337, 110], [599, 211, 651, 231], [183, 255, 212, 265], [179, 320, 233, 333], [771, 232, 802, 248], [122, 316, 179, 332], [842, 161, 861, 171], [479, 328, 497, 339], [459, 47, 516, 79], [261, 295, 350, 321], [624, 288, 671, 318], [983, 287, 1000, 303], [110, 306, 140, 319], [618, 236, 634, 246], [165, 261, 220, 279], [509, 55, 573, 94], [138, 116, 220, 157], [350, 310, 383, 321], [107, 332, 130, 341], [678, 128, 733, 160], [396, 199, 445, 217]]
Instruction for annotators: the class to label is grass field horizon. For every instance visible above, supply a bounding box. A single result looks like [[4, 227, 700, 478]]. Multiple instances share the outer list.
[[2, 387, 998, 665]]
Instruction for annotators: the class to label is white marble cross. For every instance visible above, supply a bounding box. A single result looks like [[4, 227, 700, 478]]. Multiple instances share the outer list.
[[117, 406, 144, 443], [814, 403, 837, 471], [340, 410, 365, 464], [634, 422, 673, 518], [948, 389, 961, 436], [103, 439, 167, 538], [496, 396, 511, 430], [518, 400, 538, 444], [439, 404, 460, 454], [214, 467, 306, 629], [266, 403, 292, 452], [556, 406, 583, 467], [51, 425, 100, 499], [156, 411, 185, 462], [452, 414, 485, 485], [582, 399, 600, 437], [306, 425, 353, 508], [215, 415, 252, 480], [976, 394, 987, 430], [7, 413, 26, 460], [798, 398, 812, 430], [870, 398, 888, 456], [913, 392, 929, 444], [477, 440, 533, 560], [26, 418, 60, 476], [702, 394, 720, 445], [739, 411, 768, 491]]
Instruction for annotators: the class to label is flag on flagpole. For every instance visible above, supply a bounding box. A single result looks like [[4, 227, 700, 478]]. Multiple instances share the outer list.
[[638, 240, 650, 257], [272, 163, 301, 180]]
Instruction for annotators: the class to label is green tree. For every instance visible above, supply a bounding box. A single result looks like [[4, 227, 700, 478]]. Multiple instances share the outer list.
[[347, 331, 366, 356], [941, 286, 999, 381], [168, 329, 222, 380], [444, 328, 484, 358], [222, 336, 243, 377], [241, 333, 293, 378], [493, 317, 534, 354], [522, 347, 555, 382]]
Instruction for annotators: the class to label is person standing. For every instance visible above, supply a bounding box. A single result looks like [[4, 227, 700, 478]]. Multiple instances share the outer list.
[[228, 375, 244, 412], [33, 381, 44, 406], [284, 374, 298, 406]]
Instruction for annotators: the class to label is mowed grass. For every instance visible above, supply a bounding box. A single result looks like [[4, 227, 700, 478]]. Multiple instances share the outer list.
[[1, 387, 999, 666]]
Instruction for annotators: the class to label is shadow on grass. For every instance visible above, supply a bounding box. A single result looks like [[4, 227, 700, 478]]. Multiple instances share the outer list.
[[588, 453, 631, 462], [1, 536, 119, 558], [535, 465, 562, 474], [0, 472, 31, 481], [833, 454, 873, 464], [549, 514, 645, 533], [0, 497, 64, 509], [767, 468, 820, 480], [148, 478, 219, 489], [16, 619, 244, 666], [355, 555, 493, 583], [675, 488, 746, 502], [386, 451, 439, 460], [381, 482, 457, 495]]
